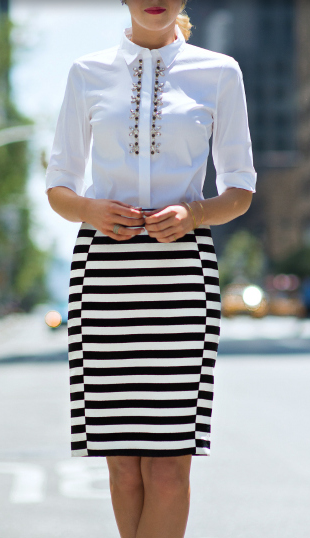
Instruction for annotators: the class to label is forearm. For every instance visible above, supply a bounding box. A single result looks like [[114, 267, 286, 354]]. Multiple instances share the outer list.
[[47, 186, 90, 223], [192, 187, 253, 226]]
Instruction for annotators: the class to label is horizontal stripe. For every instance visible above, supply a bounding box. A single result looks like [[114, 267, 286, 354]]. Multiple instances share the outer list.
[[68, 334, 82, 345], [86, 415, 196, 426], [83, 382, 201, 393], [82, 365, 203, 377], [86, 439, 195, 451], [195, 423, 211, 434], [71, 408, 85, 418], [77, 283, 208, 296], [84, 398, 200, 409], [80, 308, 207, 319], [82, 349, 204, 359], [84, 390, 200, 401], [81, 324, 206, 335], [86, 431, 195, 442], [71, 253, 89, 262], [68, 326, 82, 337], [88, 241, 199, 253], [71, 417, 86, 427], [83, 374, 202, 386], [82, 275, 207, 287], [82, 358, 208, 369], [70, 367, 84, 377], [74, 235, 94, 245], [80, 299, 207, 310], [77, 258, 205, 270], [77, 228, 95, 237], [70, 393, 85, 405], [71, 432, 87, 443], [83, 267, 217, 279], [202, 353, 218, 365], [91, 233, 198, 244], [86, 447, 198, 457], [68, 351, 83, 362], [82, 332, 205, 344], [84, 424, 195, 434], [85, 407, 200, 418], [81, 341, 203, 352], [70, 268, 86, 279], [86, 250, 201, 262], [196, 439, 211, 449], [197, 406, 212, 417], [78, 292, 207, 303], [207, 301, 221, 311], [79, 283, 219, 295]]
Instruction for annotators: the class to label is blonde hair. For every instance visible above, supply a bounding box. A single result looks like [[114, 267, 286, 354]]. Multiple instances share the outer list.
[[176, 2, 193, 41]]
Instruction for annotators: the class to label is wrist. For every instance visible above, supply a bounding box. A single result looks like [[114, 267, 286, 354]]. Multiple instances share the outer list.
[[182, 202, 197, 229], [78, 196, 92, 223], [193, 201, 205, 227]]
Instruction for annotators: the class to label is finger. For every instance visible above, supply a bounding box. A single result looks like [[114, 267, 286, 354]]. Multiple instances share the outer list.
[[111, 233, 135, 241], [110, 200, 134, 208], [157, 232, 180, 243], [144, 209, 174, 224], [110, 228, 144, 241], [145, 216, 176, 233], [143, 209, 162, 217], [114, 216, 146, 227], [110, 225, 145, 237], [147, 226, 177, 240], [111, 203, 144, 218]]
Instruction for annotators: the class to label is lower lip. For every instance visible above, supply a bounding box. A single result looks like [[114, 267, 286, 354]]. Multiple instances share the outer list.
[[144, 8, 166, 15]]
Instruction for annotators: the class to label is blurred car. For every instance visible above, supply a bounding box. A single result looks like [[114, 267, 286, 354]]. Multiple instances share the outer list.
[[221, 283, 269, 318], [268, 293, 306, 318]]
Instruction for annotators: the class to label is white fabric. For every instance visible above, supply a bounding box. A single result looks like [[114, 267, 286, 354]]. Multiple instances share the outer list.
[[46, 26, 256, 208]]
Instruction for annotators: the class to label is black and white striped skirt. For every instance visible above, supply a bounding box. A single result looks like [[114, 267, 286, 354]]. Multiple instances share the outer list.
[[68, 222, 221, 457]]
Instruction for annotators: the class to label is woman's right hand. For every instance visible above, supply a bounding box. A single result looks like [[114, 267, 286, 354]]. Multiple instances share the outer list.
[[83, 198, 145, 241]]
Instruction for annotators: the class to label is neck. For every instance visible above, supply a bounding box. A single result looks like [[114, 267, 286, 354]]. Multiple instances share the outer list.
[[130, 21, 177, 50]]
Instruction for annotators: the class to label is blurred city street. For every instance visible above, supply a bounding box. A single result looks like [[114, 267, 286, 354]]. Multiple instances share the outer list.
[[1, 1, 310, 537], [0, 313, 310, 538]]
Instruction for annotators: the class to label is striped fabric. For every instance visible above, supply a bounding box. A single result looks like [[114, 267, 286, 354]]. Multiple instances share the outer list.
[[68, 223, 221, 457]]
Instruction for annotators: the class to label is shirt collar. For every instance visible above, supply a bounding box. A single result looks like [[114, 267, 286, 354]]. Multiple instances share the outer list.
[[120, 25, 186, 68]]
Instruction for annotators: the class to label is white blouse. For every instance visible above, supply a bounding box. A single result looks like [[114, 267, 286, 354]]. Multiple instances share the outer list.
[[46, 26, 256, 209]]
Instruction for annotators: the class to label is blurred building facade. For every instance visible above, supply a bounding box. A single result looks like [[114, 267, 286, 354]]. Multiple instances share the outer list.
[[189, 0, 307, 261]]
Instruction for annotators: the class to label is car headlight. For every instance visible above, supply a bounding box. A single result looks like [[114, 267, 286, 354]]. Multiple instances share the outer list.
[[242, 286, 264, 308]]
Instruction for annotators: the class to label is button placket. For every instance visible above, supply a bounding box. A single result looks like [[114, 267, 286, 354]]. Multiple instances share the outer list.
[[139, 50, 152, 208]]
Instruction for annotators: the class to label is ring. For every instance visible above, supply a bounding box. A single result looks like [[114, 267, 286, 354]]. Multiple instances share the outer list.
[[113, 224, 121, 235], [173, 235, 177, 242]]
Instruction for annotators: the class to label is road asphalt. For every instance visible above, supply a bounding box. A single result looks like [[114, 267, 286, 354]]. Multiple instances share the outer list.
[[1, 311, 310, 362], [0, 353, 309, 538], [0, 312, 309, 537]]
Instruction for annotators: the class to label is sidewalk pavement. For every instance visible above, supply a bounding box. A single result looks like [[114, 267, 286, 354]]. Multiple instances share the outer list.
[[1, 306, 310, 362]]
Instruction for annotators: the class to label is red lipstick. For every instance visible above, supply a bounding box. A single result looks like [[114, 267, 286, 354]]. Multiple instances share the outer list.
[[145, 7, 166, 15]]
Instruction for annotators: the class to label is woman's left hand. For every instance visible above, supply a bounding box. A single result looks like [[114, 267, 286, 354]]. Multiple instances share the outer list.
[[144, 204, 196, 243]]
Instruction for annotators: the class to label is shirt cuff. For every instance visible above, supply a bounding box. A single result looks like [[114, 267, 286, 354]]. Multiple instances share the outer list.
[[45, 170, 85, 196], [216, 172, 257, 196]]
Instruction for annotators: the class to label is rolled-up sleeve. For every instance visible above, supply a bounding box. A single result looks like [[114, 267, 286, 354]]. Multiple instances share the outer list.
[[45, 62, 92, 195], [212, 59, 257, 196]]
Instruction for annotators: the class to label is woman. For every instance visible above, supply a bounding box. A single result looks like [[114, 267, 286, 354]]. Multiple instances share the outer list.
[[46, 1, 256, 537]]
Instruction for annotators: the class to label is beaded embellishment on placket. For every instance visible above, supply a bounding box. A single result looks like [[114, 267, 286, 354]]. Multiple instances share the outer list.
[[151, 59, 165, 155], [129, 58, 165, 156], [129, 59, 143, 155]]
